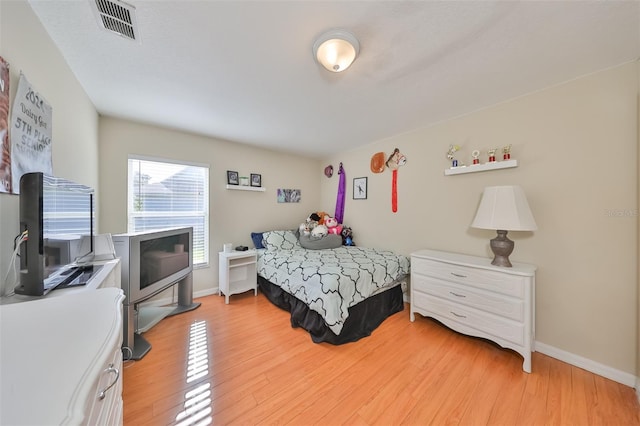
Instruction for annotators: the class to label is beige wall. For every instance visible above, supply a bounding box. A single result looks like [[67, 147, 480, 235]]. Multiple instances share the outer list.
[[321, 62, 639, 375], [98, 117, 320, 296], [0, 0, 99, 294]]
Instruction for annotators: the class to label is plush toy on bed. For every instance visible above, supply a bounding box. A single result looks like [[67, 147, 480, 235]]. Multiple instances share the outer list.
[[299, 218, 318, 236], [341, 226, 355, 246], [311, 224, 328, 238], [325, 216, 343, 235], [309, 211, 329, 225]]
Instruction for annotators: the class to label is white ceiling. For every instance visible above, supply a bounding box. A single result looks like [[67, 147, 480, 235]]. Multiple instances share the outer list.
[[28, 0, 640, 159]]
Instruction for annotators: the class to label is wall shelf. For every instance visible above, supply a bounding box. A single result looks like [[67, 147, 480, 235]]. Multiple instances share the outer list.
[[444, 159, 518, 176], [226, 185, 266, 192]]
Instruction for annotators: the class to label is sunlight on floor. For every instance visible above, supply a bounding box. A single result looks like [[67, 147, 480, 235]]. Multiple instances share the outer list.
[[174, 320, 212, 426]]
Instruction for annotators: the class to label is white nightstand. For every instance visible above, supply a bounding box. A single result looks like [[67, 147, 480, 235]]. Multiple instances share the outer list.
[[218, 250, 258, 304]]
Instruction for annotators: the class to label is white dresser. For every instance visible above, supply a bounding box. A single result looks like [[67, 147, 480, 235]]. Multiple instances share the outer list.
[[0, 278, 125, 424], [410, 249, 536, 372]]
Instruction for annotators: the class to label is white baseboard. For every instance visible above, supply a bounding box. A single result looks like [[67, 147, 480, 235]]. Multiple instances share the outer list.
[[194, 288, 218, 299], [535, 341, 637, 388], [636, 377, 640, 404]]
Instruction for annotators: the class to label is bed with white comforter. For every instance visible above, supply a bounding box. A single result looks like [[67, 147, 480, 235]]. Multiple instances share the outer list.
[[256, 230, 410, 343]]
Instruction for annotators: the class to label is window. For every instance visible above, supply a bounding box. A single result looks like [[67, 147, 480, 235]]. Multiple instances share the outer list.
[[128, 156, 209, 266]]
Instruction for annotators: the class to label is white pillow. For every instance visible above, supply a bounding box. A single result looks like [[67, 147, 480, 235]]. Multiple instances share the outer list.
[[262, 230, 301, 250]]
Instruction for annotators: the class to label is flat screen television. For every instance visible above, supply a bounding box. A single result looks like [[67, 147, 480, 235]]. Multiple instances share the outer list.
[[15, 172, 95, 296]]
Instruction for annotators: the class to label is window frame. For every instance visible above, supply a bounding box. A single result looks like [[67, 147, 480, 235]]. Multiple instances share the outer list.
[[127, 155, 209, 268]]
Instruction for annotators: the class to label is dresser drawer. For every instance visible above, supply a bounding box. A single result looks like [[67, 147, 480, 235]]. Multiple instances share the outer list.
[[87, 347, 123, 426], [412, 257, 525, 298], [413, 292, 525, 347], [412, 275, 524, 322]]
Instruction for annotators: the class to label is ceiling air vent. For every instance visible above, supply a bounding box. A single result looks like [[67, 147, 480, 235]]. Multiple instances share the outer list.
[[90, 0, 139, 42]]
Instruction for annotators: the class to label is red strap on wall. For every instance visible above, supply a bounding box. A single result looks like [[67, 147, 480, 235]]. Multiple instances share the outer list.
[[391, 169, 398, 213]]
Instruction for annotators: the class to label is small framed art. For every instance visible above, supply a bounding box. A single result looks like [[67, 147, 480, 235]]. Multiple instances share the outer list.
[[353, 177, 367, 200], [227, 170, 239, 185], [250, 173, 262, 187]]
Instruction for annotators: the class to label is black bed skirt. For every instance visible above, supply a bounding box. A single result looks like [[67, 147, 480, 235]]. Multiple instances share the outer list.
[[257, 275, 404, 345]]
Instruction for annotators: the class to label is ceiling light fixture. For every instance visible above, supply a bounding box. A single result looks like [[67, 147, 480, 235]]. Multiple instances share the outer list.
[[313, 29, 360, 73]]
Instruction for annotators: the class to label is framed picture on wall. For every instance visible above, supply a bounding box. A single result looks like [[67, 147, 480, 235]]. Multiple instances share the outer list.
[[227, 170, 239, 185], [250, 173, 261, 187], [353, 177, 367, 200]]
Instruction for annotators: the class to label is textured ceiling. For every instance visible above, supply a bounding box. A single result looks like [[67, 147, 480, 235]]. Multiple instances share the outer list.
[[28, 0, 640, 158]]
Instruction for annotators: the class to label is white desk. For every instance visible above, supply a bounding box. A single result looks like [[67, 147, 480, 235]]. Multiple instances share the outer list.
[[0, 258, 121, 305]]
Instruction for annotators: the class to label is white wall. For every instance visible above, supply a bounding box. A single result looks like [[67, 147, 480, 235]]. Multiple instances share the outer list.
[[0, 0, 99, 295], [321, 62, 639, 376], [98, 117, 321, 297]]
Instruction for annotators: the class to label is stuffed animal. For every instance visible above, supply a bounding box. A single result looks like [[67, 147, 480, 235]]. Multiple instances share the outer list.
[[307, 211, 330, 225], [311, 224, 328, 238], [308, 212, 321, 223], [341, 226, 355, 246], [325, 216, 343, 235], [299, 218, 318, 236]]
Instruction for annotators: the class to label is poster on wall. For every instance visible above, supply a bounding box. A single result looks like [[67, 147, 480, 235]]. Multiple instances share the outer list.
[[277, 188, 301, 203], [0, 56, 10, 193], [10, 73, 52, 193]]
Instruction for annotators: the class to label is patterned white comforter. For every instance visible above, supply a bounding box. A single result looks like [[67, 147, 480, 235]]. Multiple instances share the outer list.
[[257, 246, 410, 335]]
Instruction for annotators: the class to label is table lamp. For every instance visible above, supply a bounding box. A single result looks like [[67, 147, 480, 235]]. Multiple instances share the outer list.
[[471, 185, 537, 267]]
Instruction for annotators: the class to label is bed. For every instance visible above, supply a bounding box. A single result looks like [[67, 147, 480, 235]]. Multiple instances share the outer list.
[[255, 230, 411, 344]]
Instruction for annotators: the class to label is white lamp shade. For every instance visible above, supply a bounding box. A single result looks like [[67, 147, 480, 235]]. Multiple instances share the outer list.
[[313, 30, 359, 73], [471, 185, 537, 231]]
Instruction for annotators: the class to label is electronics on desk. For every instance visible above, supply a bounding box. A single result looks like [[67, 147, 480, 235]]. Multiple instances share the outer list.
[[15, 172, 95, 297]]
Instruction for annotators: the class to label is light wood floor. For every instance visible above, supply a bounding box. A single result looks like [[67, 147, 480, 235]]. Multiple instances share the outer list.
[[123, 291, 640, 425]]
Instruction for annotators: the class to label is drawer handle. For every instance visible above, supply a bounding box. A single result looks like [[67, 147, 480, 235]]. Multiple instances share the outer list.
[[450, 272, 467, 278], [449, 291, 466, 298], [98, 364, 120, 400], [451, 311, 467, 319]]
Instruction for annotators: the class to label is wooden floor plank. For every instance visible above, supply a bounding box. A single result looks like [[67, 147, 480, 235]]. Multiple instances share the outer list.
[[123, 293, 640, 426]]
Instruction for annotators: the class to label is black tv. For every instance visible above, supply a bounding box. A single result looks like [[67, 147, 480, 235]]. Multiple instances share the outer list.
[[15, 172, 95, 296]]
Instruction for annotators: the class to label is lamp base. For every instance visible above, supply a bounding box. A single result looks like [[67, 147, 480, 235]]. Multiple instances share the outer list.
[[490, 230, 514, 267]]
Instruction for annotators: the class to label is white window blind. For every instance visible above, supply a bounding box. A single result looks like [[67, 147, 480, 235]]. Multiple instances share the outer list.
[[128, 157, 209, 266]]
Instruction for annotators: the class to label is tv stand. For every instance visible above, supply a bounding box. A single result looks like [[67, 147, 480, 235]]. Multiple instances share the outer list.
[[123, 271, 200, 360]]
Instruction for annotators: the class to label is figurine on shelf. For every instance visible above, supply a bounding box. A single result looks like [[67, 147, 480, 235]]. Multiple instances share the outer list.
[[487, 148, 497, 162], [447, 144, 460, 167], [472, 150, 480, 165], [503, 144, 512, 160]]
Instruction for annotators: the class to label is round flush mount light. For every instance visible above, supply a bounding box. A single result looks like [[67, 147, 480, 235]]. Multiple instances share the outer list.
[[312, 29, 360, 73]]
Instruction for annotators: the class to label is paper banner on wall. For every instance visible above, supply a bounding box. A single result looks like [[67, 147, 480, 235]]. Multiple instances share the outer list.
[[10, 72, 53, 193], [334, 163, 345, 223], [0, 57, 10, 193]]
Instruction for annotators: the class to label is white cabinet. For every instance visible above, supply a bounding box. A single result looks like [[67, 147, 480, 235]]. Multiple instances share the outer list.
[[0, 287, 125, 425], [219, 250, 257, 304], [410, 249, 536, 372]]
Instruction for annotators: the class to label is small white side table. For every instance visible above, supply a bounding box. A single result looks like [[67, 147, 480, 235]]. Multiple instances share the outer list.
[[218, 250, 258, 304]]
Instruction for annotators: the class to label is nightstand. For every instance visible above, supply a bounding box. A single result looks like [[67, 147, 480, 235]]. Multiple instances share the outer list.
[[218, 250, 258, 304]]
